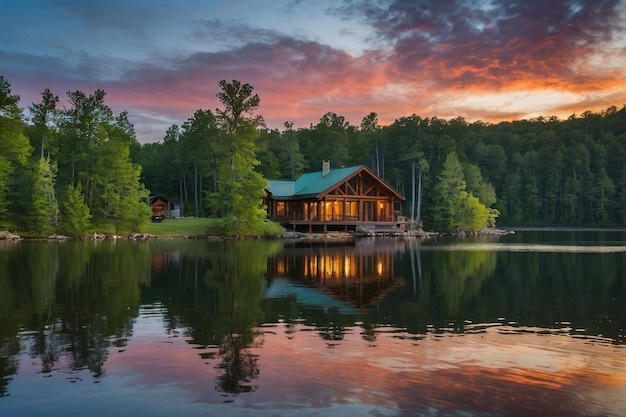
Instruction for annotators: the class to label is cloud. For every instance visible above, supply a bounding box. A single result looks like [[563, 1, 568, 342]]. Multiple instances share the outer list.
[[190, 18, 286, 47], [352, 0, 626, 90], [318, 0, 626, 124], [2, 0, 626, 142]]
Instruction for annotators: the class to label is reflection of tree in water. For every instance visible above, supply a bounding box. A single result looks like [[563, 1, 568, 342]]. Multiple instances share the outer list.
[[360, 323, 377, 343], [423, 247, 497, 318], [67, 318, 115, 377], [357, 240, 498, 335], [317, 324, 346, 343], [31, 319, 60, 374], [215, 333, 260, 394], [209, 241, 279, 394], [0, 241, 150, 387], [155, 240, 281, 395], [0, 344, 18, 397]]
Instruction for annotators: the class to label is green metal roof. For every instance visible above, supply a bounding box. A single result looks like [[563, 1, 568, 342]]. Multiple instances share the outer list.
[[266, 165, 405, 201], [266, 180, 296, 197], [296, 166, 363, 196], [267, 165, 362, 198]]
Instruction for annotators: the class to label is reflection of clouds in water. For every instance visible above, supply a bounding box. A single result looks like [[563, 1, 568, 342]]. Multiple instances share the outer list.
[[438, 337, 584, 372], [256, 323, 626, 416], [422, 244, 626, 253], [381, 324, 626, 373]]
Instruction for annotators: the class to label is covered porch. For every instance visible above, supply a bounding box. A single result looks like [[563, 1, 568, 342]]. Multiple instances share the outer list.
[[268, 197, 404, 232], [285, 219, 407, 234]]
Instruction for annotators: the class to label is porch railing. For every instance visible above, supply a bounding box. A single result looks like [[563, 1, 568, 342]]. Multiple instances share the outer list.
[[276, 213, 394, 222]]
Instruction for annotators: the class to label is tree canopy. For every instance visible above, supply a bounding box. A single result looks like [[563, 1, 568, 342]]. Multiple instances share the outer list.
[[3, 72, 626, 236], [210, 80, 277, 236], [135, 101, 626, 231], [1, 77, 150, 236]]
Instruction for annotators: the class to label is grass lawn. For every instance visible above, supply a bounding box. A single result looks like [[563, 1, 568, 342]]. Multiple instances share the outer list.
[[144, 217, 215, 236]]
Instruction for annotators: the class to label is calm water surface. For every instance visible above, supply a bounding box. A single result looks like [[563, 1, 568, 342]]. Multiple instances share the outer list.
[[1, 231, 625, 417]]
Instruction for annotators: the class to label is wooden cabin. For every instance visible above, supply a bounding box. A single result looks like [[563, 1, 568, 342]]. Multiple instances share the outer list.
[[264, 162, 406, 233]]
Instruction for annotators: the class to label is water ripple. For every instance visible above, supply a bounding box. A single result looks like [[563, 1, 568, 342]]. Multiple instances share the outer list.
[[422, 243, 626, 253]]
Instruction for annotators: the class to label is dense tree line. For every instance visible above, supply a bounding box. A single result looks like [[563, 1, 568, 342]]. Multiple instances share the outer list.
[[1, 76, 281, 237], [3, 72, 626, 235], [139, 103, 626, 230], [0, 76, 150, 236], [134, 80, 280, 236]]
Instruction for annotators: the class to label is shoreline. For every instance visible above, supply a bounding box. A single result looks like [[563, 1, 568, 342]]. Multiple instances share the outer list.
[[3, 226, 626, 242], [503, 227, 626, 232]]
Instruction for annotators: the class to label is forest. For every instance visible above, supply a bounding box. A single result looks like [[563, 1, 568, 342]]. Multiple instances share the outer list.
[[2, 73, 626, 237], [136, 94, 626, 230]]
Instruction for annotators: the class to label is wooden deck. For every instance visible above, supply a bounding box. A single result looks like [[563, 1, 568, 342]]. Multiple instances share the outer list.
[[286, 219, 408, 234], [355, 223, 409, 236]]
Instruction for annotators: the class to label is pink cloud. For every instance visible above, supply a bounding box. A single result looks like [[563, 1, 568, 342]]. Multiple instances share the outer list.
[[5, 0, 626, 142]]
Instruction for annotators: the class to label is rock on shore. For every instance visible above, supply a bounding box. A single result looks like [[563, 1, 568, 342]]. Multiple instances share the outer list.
[[0, 231, 20, 241], [452, 227, 515, 237]]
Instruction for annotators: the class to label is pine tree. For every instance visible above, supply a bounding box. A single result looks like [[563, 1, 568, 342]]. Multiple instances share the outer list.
[[29, 157, 58, 235], [0, 76, 32, 229], [59, 183, 91, 236], [428, 152, 467, 232], [211, 80, 279, 236], [428, 152, 495, 232]]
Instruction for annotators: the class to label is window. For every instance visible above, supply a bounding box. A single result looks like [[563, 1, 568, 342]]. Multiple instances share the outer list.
[[277, 202, 286, 216], [307, 202, 319, 220], [346, 201, 358, 220]]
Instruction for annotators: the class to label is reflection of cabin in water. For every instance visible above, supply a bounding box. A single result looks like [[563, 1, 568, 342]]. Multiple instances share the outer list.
[[264, 162, 405, 233], [267, 242, 404, 310]]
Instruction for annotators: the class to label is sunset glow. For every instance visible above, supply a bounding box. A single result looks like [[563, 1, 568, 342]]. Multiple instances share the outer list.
[[102, 318, 626, 416], [1, 0, 625, 143]]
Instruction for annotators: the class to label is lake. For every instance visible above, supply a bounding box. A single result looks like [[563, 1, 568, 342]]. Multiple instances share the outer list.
[[1, 231, 625, 417]]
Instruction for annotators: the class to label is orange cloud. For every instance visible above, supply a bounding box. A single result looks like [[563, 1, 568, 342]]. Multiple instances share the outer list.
[[5, 0, 626, 142]]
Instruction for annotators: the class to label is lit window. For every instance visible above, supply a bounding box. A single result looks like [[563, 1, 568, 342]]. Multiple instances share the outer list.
[[277, 202, 286, 216]]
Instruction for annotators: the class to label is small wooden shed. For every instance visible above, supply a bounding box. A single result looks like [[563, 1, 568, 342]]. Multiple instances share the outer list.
[[149, 195, 172, 221]]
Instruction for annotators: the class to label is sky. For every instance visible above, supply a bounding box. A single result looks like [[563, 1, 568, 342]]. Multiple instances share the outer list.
[[1, 0, 626, 143]]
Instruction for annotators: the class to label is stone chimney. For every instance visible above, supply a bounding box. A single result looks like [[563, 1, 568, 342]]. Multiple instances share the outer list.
[[322, 160, 330, 176]]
